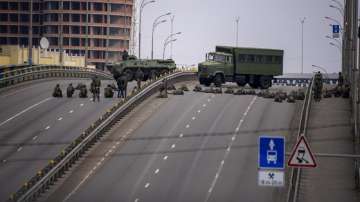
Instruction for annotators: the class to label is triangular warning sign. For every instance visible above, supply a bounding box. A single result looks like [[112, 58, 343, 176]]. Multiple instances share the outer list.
[[288, 136, 317, 168]]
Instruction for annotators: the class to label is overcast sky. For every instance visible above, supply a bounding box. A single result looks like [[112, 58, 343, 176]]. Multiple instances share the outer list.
[[136, 0, 346, 73]]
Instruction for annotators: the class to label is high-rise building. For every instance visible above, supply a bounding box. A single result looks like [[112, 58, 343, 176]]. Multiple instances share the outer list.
[[0, 0, 134, 69]]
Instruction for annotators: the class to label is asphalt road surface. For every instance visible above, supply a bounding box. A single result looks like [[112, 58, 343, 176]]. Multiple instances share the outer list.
[[47, 84, 301, 202], [0, 78, 135, 200]]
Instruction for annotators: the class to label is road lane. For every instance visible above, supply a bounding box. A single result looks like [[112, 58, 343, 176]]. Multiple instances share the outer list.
[[0, 78, 136, 200], [47, 85, 301, 202]]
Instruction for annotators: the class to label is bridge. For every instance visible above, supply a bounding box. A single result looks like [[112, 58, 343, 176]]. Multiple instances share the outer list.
[[0, 65, 359, 202]]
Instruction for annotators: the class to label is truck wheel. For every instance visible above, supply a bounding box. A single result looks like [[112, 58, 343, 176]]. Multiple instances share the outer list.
[[236, 81, 246, 87], [259, 76, 272, 89], [124, 69, 134, 81], [214, 74, 223, 87]]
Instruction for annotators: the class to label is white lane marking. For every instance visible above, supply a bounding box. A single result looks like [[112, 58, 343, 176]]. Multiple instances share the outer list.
[[192, 116, 196, 120], [145, 183, 150, 188], [135, 199, 139, 202], [207, 99, 211, 102], [57, 117, 63, 121], [155, 169, 160, 174], [45, 125, 51, 130], [33, 136, 38, 140], [231, 136, 235, 141], [0, 97, 52, 127], [69, 110, 74, 114], [163, 155, 168, 160], [204, 96, 257, 202], [203, 104, 207, 107], [63, 170, 94, 202], [197, 110, 201, 113], [2, 159, 7, 163], [17, 147, 22, 152], [171, 144, 176, 149], [80, 103, 84, 107], [186, 124, 190, 128], [179, 133, 184, 138], [235, 127, 240, 132]]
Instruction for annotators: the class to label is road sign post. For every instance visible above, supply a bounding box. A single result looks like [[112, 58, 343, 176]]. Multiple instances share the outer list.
[[258, 136, 285, 169], [332, 24, 340, 38], [288, 136, 317, 168]]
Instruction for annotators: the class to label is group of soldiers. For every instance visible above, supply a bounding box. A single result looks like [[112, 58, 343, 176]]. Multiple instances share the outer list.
[[53, 68, 146, 101], [312, 71, 350, 101]]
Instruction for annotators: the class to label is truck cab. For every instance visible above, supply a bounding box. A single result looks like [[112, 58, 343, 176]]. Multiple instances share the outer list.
[[198, 52, 233, 87]]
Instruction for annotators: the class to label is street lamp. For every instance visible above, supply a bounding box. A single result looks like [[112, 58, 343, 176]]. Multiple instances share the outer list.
[[138, 0, 155, 59], [330, 42, 342, 52], [300, 17, 306, 74], [329, 4, 344, 17], [163, 32, 181, 59], [325, 16, 342, 26], [151, 12, 171, 59], [236, 17, 240, 47], [163, 39, 177, 59], [326, 35, 342, 46], [312, 64, 329, 78], [331, 0, 344, 9]]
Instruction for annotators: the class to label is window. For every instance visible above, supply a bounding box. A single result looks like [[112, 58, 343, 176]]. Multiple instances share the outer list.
[[71, 14, 80, 22], [274, 56, 282, 64], [19, 26, 28, 34], [0, 25, 7, 33], [265, 55, 273, 63], [63, 14, 69, 22], [0, 14, 8, 21], [255, 55, 263, 63], [0, 2, 8, 10], [20, 14, 29, 22], [247, 55, 255, 63], [237, 54, 246, 63], [63, 26, 69, 34], [63, 2, 70, 10]]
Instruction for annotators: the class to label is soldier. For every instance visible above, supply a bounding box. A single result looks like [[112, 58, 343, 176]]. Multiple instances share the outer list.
[[122, 50, 129, 61], [159, 78, 168, 98], [90, 76, 101, 102], [135, 68, 144, 89], [79, 84, 88, 98], [66, 83, 75, 98], [117, 74, 128, 98], [104, 84, 114, 98], [53, 84, 63, 97], [313, 71, 323, 101], [338, 72, 344, 87]]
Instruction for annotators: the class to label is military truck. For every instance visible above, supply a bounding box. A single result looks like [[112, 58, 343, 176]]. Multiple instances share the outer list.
[[106, 55, 176, 81], [198, 46, 283, 89]]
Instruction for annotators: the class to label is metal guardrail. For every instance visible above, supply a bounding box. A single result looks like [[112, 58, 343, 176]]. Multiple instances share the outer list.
[[0, 65, 113, 89], [286, 77, 315, 202], [9, 71, 196, 202]]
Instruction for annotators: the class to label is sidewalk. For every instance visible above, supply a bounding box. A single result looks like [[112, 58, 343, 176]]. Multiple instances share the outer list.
[[298, 97, 360, 202]]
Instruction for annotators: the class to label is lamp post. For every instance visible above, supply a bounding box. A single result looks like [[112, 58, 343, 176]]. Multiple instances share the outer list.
[[151, 12, 171, 59], [163, 32, 181, 59], [325, 16, 342, 27], [236, 17, 239, 47], [326, 35, 342, 46], [163, 39, 177, 59], [330, 42, 342, 52], [329, 4, 344, 17], [138, 0, 155, 59], [312, 64, 329, 78], [170, 15, 175, 59], [300, 17, 306, 74]]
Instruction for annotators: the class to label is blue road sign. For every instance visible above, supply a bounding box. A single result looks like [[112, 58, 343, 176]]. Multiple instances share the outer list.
[[258, 136, 285, 169], [333, 25, 340, 33]]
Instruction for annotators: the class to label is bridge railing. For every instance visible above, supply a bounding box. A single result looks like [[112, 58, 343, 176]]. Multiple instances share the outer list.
[[286, 76, 315, 202], [9, 70, 196, 202], [0, 65, 113, 89]]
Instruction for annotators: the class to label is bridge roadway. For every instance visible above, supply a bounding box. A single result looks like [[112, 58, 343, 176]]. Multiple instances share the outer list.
[[0, 78, 135, 200], [46, 83, 301, 202]]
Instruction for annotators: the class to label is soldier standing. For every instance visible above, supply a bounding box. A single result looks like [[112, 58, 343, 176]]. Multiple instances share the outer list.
[[91, 76, 101, 102], [338, 72, 344, 87], [122, 50, 129, 61], [117, 74, 128, 98], [313, 71, 323, 101], [67, 83, 75, 98], [135, 68, 144, 89]]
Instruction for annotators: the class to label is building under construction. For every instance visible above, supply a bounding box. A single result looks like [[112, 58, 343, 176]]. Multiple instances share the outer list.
[[0, 0, 134, 69]]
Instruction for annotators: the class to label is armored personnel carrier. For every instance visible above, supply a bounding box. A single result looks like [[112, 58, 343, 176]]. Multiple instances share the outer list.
[[106, 55, 176, 81]]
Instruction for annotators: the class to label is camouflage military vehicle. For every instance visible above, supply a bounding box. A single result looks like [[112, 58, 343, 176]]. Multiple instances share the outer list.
[[198, 46, 283, 89], [106, 55, 176, 81]]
